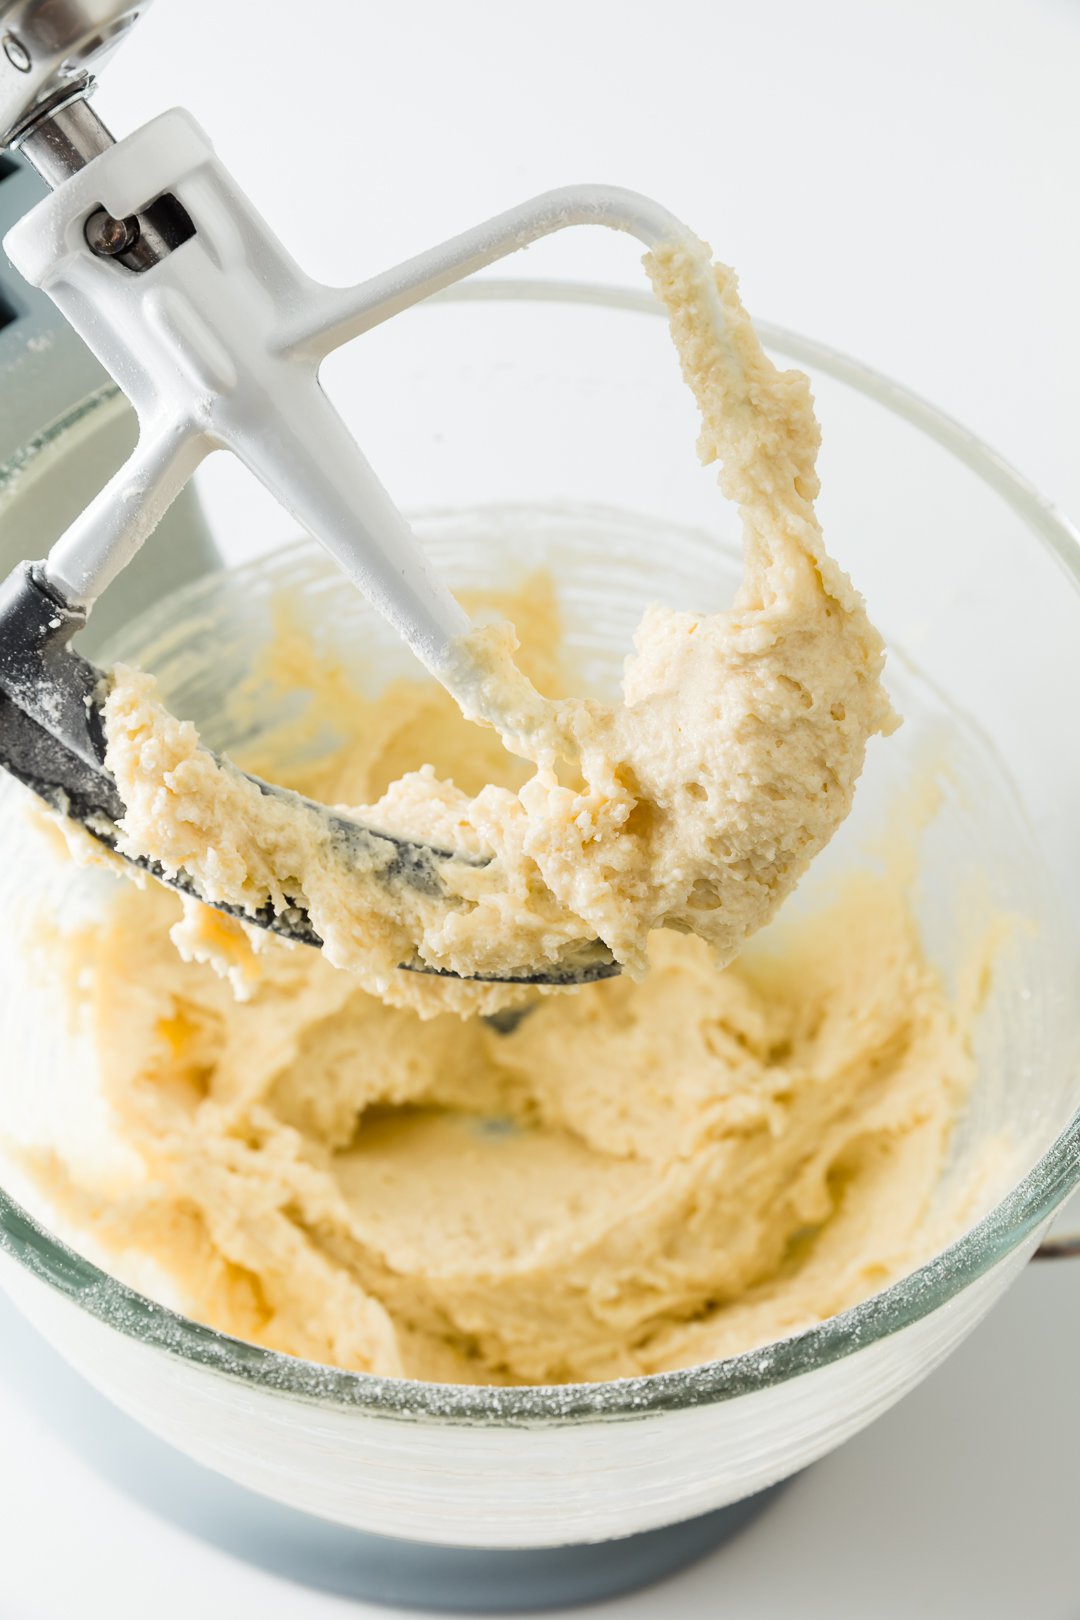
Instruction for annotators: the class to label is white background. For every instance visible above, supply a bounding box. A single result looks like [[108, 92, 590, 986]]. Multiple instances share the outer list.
[[3, 1, 1080, 1615]]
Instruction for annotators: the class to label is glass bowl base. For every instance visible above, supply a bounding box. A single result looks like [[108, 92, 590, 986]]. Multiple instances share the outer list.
[[0, 1285, 781, 1610]]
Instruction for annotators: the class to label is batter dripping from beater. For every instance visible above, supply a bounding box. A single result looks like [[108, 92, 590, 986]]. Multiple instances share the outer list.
[[19, 244, 1005, 1385], [101, 236, 895, 1013]]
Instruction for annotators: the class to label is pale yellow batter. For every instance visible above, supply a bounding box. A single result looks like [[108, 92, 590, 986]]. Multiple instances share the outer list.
[[35, 631, 973, 1383], [26, 234, 981, 1385], [102, 236, 896, 1011]]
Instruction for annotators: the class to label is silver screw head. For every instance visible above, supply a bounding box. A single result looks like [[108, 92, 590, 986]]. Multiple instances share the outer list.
[[2, 33, 31, 72], [85, 208, 139, 258]]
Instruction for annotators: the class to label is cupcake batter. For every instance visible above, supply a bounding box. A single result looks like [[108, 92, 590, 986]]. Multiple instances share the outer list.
[[102, 235, 896, 1009], [22, 236, 978, 1385], [31, 616, 975, 1383]]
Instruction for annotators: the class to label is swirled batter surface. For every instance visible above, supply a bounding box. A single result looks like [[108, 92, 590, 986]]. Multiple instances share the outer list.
[[31, 578, 976, 1384]]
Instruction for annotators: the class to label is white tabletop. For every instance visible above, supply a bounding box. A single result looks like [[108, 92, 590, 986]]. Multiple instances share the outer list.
[[4, 1, 1080, 1614]]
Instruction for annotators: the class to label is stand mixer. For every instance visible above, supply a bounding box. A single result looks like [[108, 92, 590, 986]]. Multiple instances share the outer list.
[[0, 0, 707, 985]]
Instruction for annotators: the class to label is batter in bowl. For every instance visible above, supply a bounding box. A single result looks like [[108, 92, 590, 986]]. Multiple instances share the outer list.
[[101, 236, 896, 1009], [18, 237, 985, 1384], [28, 584, 976, 1384]]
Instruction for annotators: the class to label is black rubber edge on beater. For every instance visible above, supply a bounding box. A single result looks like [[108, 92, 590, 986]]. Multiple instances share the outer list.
[[0, 560, 122, 820], [400, 949, 622, 986]]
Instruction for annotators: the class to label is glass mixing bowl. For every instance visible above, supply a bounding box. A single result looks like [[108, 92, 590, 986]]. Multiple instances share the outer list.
[[0, 281, 1079, 1553]]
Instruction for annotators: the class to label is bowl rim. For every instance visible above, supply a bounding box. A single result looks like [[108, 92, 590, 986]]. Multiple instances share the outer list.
[[2, 275, 1079, 1426]]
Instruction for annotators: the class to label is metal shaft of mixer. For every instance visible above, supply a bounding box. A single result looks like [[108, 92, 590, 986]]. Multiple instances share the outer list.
[[0, 0, 148, 148]]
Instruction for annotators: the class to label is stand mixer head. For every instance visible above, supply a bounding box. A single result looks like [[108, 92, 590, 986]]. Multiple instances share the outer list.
[[0, 0, 694, 983]]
